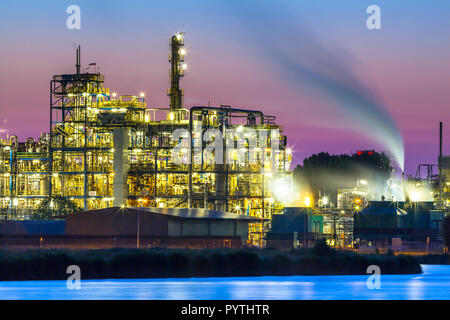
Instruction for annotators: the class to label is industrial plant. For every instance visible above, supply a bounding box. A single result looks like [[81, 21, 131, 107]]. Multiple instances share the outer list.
[[0, 34, 449, 251], [0, 34, 292, 246]]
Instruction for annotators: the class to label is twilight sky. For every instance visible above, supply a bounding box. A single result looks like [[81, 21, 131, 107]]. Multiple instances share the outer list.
[[0, 0, 449, 175]]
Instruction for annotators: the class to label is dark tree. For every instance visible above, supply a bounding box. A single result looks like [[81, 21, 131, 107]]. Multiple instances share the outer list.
[[294, 150, 393, 203], [313, 238, 335, 256], [30, 196, 82, 220]]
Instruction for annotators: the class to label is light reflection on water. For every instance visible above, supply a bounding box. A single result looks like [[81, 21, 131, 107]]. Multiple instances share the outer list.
[[0, 265, 449, 300]]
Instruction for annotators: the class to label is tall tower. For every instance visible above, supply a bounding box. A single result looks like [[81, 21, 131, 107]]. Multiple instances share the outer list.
[[168, 33, 186, 111], [439, 122, 443, 207], [49, 46, 107, 211]]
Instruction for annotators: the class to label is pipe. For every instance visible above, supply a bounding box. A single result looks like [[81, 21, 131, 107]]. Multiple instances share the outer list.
[[189, 106, 265, 125], [9, 135, 17, 150]]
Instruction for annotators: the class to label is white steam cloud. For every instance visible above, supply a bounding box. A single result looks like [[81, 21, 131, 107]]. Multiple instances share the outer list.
[[226, 1, 405, 170]]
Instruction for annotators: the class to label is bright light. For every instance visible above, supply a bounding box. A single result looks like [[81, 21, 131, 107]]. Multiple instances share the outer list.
[[264, 170, 273, 178], [181, 63, 188, 70], [304, 196, 311, 207], [410, 191, 419, 202], [180, 48, 186, 55], [49, 200, 54, 208], [139, 92, 145, 98], [13, 198, 18, 206], [112, 92, 117, 98], [271, 177, 293, 205], [235, 205, 240, 211], [169, 112, 174, 121], [359, 179, 368, 185], [286, 148, 292, 155], [236, 125, 244, 133], [176, 33, 183, 40], [322, 197, 328, 206]]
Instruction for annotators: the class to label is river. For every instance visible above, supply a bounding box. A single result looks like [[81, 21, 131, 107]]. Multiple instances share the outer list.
[[0, 265, 449, 300]]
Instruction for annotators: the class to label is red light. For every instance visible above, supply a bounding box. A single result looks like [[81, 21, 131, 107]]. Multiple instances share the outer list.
[[357, 151, 363, 156]]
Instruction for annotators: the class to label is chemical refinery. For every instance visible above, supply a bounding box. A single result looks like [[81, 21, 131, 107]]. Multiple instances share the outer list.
[[1, 34, 449, 251], [0, 34, 292, 245]]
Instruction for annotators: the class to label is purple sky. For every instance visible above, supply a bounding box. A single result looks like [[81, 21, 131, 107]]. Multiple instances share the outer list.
[[0, 0, 449, 175]]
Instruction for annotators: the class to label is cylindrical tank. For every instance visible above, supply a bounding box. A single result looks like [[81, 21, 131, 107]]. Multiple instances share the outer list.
[[40, 177, 49, 196]]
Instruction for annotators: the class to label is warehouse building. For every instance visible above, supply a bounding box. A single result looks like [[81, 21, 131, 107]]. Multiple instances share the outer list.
[[354, 201, 445, 244], [65, 207, 265, 248]]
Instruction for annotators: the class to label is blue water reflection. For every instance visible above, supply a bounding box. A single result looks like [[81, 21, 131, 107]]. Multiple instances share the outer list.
[[0, 265, 449, 300]]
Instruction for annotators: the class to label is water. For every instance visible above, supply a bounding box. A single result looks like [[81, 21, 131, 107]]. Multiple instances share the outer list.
[[0, 265, 449, 300]]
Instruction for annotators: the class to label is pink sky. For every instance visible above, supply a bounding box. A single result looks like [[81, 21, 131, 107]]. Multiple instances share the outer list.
[[0, 0, 449, 175]]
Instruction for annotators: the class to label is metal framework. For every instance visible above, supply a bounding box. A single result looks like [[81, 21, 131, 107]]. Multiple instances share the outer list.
[[415, 164, 438, 181], [0, 34, 292, 245]]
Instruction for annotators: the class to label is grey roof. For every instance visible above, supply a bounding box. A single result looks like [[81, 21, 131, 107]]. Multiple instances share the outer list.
[[361, 205, 407, 216], [128, 207, 265, 221]]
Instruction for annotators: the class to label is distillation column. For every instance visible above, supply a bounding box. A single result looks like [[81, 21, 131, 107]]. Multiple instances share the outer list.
[[113, 128, 130, 207], [168, 33, 186, 112]]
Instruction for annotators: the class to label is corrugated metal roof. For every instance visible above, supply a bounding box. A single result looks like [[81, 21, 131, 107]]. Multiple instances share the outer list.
[[128, 207, 264, 221], [361, 205, 407, 216]]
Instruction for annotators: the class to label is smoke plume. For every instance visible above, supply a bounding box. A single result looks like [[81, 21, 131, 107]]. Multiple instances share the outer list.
[[226, 1, 405, 170]]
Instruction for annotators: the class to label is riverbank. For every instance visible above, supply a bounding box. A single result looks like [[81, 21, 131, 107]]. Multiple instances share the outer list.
[[415, 254, 450, 265], [0, 246, 421, 281]]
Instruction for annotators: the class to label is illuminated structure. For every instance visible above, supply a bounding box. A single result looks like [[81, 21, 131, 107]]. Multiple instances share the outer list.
[[337, 188, 368, 210], [441, 157, 450, 206], [0, 34, 292, 245]]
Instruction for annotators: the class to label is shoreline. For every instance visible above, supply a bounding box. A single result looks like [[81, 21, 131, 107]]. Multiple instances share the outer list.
[[0, 247, 423, 281]]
